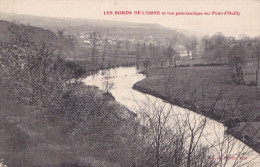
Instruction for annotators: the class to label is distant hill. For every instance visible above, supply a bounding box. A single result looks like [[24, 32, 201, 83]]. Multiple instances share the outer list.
[[0, 19, 75, 57], [169, 27, 205, 39], [0, 12, 191, 45], [0, 19, 57, 43], [0, 12, 163, 29]]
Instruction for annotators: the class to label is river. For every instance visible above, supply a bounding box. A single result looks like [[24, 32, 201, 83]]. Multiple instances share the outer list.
[[83, 66, 260, 167]]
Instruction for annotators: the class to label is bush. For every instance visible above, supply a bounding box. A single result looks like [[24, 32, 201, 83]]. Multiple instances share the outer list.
[[248, 81, 257, 86], [0, 39, 133, 166], [177, 64, 190, 67], [0, 22, 134, 166], [65, 60, 86, 78], [193, 63, 223, 67], [0, 41, 82, 108]]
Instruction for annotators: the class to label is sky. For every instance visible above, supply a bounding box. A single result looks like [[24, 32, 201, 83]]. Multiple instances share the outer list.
[[0, 0, 259, 38]]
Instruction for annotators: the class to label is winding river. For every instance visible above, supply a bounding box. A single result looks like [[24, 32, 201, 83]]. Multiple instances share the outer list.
[[83, 66, 260, 167]]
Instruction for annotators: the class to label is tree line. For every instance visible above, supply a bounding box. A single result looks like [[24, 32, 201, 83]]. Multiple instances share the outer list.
[[202, 33, 260, 85]]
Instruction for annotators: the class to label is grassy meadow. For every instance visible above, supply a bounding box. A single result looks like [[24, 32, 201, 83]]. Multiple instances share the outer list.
[[134, 65, 260, 152]]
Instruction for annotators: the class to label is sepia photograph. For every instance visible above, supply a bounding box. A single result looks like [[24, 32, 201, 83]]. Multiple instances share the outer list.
[[0, 0, 260, 166]]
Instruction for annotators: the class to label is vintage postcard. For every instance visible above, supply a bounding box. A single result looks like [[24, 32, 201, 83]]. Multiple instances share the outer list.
[[0, 0, 259, 166]]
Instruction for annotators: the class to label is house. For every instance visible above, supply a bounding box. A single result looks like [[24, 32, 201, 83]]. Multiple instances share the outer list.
[[83, 40, 91, 45]]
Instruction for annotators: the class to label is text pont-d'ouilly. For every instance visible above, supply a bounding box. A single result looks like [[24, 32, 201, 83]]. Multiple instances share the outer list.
[[104, 11, 240, 16]]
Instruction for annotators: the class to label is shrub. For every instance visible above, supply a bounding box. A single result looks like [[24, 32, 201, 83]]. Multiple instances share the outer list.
[[0, 41, 82, 108], [177, 64, 190, 67], [193, 63, 223, 67]]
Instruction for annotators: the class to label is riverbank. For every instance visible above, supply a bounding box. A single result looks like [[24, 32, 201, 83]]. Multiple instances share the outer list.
[[133, 66, 260, 154], [0, 84, 135, 167], [0, 20, 139, 167]]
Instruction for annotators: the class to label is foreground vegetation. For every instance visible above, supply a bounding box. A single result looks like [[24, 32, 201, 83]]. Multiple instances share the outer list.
[[0, 20, 258, 167], [133, 66, 260, 153], [0, 20, 137, 166]]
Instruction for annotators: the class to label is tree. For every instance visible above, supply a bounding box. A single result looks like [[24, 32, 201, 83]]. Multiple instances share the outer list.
[[164, 46, 174, 67], [202, 33, 231, 63], [136, 42, 141, 67], [254, 42, 260, 71], [170, 36, 178, 48], [252, 42, 260, 85], [57, 29, 64, 37], [202, 35, 210, 52], [0, 39, 82, 109], [149, 43, 154, 58], [143, 59, 151, 71], [186, 43, 191, 58], [89, 31, 101, 69], [102, 37, 108, 67], [128, 68, 257, 167], [103, 70, 114, 93], [152, 45, 161, 67], [114, 39, 121, 66], [229, 44, 246, 84], [125, 40, 130, 55], [214, 33, 226, 64], [65, 35, 78, 61], [173, 51, 179, 67], [142, 43, 147, 60], [190, 36, 198, 60]]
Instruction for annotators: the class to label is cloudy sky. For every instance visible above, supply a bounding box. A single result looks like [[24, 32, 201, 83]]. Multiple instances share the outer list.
[[0, 0, 259, 37]]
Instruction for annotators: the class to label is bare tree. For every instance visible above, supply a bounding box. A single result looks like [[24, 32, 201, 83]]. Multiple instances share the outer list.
[[114, 39, 121, 66], [256, 43, 260, 71], [128, 66, 259, 167], [136, 42, 141, 67], [89, 31, 101, 69], [142, 43, 147, 60], [229, 44, 246, 84], [165, 46, 174, 67], [0, 39, 81, 110], [125, 40, 130, 55], [191, 36, 198, 60], [253, 42, 260, 85], [102, 37, 108, 67]]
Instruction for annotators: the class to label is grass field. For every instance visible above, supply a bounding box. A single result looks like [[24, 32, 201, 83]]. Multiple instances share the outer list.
[[133, 65, 260, 152], [135, 66, 260, 121]]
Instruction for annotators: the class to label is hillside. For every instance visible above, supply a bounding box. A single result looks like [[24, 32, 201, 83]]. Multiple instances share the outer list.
[[0, 19, 76, 58], [0, 12, 189, 44], [0, 20, 139, 167], [0, 12, 195, 71]]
